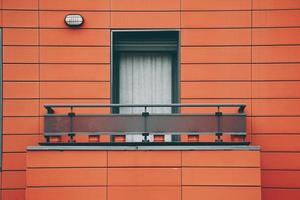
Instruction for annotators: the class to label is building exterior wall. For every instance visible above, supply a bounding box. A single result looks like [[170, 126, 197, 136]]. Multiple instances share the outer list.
[[0, 0, 300, 199], [26, 150, 261, 200]]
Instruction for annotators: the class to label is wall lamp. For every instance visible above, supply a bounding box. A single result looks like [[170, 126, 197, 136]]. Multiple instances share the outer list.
[[65, 14, 84, 27]]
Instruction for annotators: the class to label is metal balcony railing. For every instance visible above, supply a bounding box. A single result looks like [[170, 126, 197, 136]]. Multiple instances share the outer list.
[[42, 104, 249, 146]]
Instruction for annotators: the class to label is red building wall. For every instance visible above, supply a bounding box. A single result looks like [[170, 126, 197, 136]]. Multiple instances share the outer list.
[[0, 0, 300, 199]]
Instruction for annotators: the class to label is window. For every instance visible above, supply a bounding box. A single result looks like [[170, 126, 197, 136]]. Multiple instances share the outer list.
[[119, 52, 172, 113], [111, 30, 180, 141]]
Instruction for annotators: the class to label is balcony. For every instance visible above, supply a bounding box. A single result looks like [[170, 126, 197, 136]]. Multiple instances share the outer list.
[[26, 103, 261, 200], [42, 103, 249, 147]]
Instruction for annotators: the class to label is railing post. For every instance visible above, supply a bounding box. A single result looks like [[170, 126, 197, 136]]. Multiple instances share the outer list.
[[44, 115, 53, 143], [142, 106, 150, 142], [68, 107, 76, 143], [45, 135, 50, 143], [215, 106, 223, 142], [238, 105, 246, 113]]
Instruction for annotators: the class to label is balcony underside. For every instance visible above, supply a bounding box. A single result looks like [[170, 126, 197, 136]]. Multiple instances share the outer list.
[[26, 146, 261, 200]]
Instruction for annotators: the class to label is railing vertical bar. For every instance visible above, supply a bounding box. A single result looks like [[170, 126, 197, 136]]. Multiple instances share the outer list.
[[68, 106, 76, 143], [142, 106, 149, 142], [215, 108, 223, 142]]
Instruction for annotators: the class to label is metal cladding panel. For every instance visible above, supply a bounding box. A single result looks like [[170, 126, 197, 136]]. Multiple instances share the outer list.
[[221, 115, 246, 132], [44, 114, 246, 134], [73, 115, 145, 133], [44, 116, 71, 133], [146, 115, 217, 133]]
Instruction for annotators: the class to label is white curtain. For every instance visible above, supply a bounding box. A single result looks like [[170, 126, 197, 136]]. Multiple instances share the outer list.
[[119, 52, 172, 142]]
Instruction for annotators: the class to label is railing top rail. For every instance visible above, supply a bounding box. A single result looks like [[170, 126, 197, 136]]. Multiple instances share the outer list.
[[44, 103, 246, 109], [44, 103, 246, 108], [45, 103, 246, 114]]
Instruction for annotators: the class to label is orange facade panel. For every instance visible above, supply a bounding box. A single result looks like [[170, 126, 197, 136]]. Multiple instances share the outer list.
[[3, 100, 39, 117], [252, 117, 300, 134], [3, 82, 39, 99], [182, 168, 261, 186], [27, 168, 107, 187], [40, 47, 110, 63], [39, 0, 110, 10], [108, 151, 181, 167], [252, 82, 300, 98], [262, 170, 300, 188], [253, 46, 300, 63], [2, 152, 26, 170], [262, 188, 300, 200], [27, 151, 107, 168], [2, 11, 38, 28], [253, 0, 300, 9], [3, 135, 39, 152], [111, 0, 180, 11], [40, 82, 110, 99], [40, 64, 110, 81], [252, 99, 300, 116], [2, 189, 25, 200], [252, 64, 300, 81], [181, 0, 251, 10], [253, 10, 300, 27], [182, 151, 260, 167], [181, 64, 251, 81], [253, 28, 300, 45], [26, 187, 106, 200], [252, 135, 300, 152], [3, 117, 39, 134], [181, 11, 251, 28], [108, 168, 181, 186], [2, 171, 26, 189], [3, 64, 39, 81], [3, 46, 39, 63], [108, 186, 181, 200], [181, 82, 251, 98], [261, 152, 300, 170], [183, 186, 261, 200], [40, 11, 110, 28], [181, 29, 251, 46], [111, 12, 180, 28], [3, 0, 38, 10], [181, 47, 251, 63], [3, 28, 38, 45], [40, 29, 110, 46]]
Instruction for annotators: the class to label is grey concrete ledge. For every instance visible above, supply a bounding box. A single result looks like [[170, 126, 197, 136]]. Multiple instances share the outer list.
[[27, 145, 261, 151]]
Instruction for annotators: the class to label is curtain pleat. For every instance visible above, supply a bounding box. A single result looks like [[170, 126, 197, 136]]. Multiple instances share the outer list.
[[119, 52, 172, 114], [119, 52, 172, 142]]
